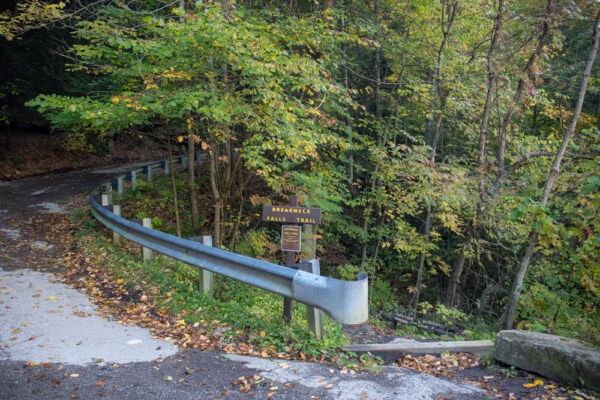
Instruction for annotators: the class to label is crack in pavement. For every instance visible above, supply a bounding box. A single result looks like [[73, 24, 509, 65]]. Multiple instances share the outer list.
[[225, 354, 484, 400]]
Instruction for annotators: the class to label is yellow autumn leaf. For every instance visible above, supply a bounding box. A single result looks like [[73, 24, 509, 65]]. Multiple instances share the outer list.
[[111, 96, 120, 103], [177, 136, 184, 143], [523, 379, 544, 388], [260, 330, 266, 337]]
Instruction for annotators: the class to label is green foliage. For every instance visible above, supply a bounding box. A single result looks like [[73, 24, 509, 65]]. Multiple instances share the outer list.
[[337, 263, 366, 281], [432, 304, 470, 326], [70, 208, 85, 222], [123, 172, 201, 238], [233, 229, 273, 259], [27, 3, 354, 208], [416, 301, 469, 326]]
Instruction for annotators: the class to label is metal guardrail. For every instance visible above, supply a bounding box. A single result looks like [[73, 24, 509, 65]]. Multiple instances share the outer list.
[[89, 158, 368, 325]]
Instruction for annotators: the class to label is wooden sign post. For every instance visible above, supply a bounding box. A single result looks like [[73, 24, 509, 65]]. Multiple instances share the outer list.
[[262, 196, 321, 323]]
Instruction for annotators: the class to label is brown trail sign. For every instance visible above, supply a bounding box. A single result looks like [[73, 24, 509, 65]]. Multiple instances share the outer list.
[[262, 196, 322, 324], [262, 205, 322, 224], [281, 225, 302, 252]]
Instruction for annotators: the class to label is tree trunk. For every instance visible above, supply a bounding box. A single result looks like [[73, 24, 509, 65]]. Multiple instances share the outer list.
[[179, 1, 198, 234], [410, 204, 431, 308], [478, 0, 503, 204], [445, 0, 503, 306], [411, 94, 445, 308], [502, 8, 600, 330], [360, 1, 383, 265], [323, 0, 335, 10], [167, 134, 182, 237], [209, 131, 222, 247], [342, 11, 354, 185], [188, 135, 200, 232], [228, 193, 244, 250], [411, 0, 457, 309], [497, 0, 553, 174], [445, 247, 466, 306]]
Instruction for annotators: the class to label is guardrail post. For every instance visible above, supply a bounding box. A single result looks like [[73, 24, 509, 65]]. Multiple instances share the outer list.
[[178, 156, 186, 167], [300, 259, 324, 340], [144, 165, 152, 183], [102, 183, 113, 204], [112, 205, 121, 245], [129, 170, 137, 191], [142, 218, 153, 262], [199, 236, 213, 296], [189, 235, 214, 296], [117, 177, 123, 197], [101, 193, 112, 208], [161, 160, 169, 174]]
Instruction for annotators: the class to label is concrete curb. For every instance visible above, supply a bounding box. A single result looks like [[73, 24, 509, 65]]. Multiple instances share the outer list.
[[345, 340, 494, 363]]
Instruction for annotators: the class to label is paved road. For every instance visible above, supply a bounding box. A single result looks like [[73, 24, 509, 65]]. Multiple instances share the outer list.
[[0, 167, 486, 399]]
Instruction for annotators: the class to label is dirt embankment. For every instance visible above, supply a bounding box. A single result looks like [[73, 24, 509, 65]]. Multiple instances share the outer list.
[[0, 131, 166, 181]]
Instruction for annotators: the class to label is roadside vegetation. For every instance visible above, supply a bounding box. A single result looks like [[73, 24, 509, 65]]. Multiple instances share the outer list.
[[96, 168, 499, 344]]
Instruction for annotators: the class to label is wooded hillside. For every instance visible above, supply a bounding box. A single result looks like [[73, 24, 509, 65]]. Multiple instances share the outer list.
[[2, 0, 599, 342]]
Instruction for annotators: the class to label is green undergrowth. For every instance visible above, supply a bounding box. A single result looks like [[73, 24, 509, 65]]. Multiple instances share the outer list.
[[118, 170, 209, 238], [381, 301, 497, 342], [78, 222, 350, 359], [390, 323, 496, 342]]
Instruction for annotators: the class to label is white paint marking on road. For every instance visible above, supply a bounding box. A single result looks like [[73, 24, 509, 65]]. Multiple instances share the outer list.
[[32, 241, 54, 251], [0, 228, 21, 239], [225, 354, 484, 400], [0, 268, 177, 365], [27, 202, 65, 213], [31, 188, 52, 196]]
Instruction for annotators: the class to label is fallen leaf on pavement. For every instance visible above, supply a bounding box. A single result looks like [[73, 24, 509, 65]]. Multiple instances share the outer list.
[[523, 379, 544, 388]]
